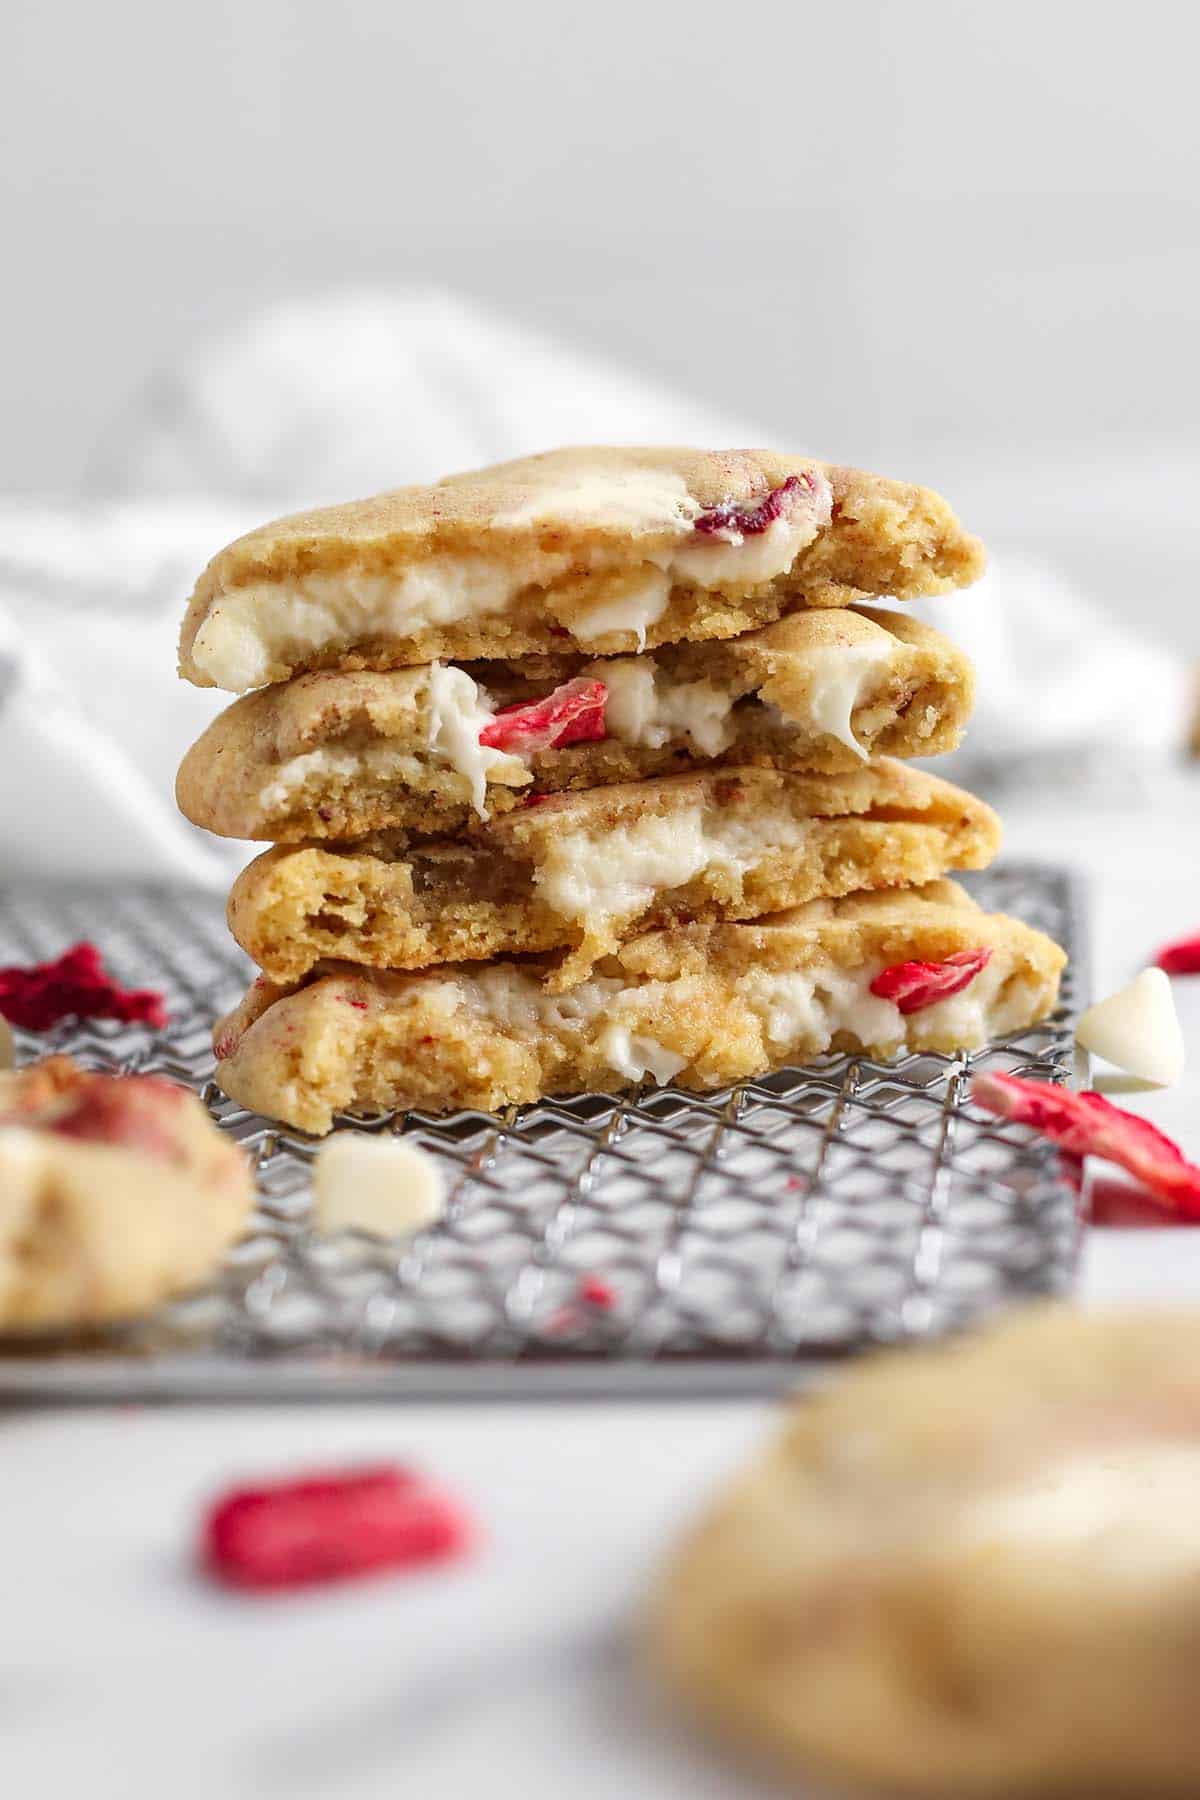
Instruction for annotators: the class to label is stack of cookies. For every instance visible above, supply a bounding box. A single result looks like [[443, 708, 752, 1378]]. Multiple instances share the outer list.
[[176, 447, 1066, 1134]]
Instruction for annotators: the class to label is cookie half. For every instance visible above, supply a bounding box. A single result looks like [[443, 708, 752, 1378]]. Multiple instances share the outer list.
[[650, 1307, 1200, 1798], [227, 762, 1001, 988], [178, 447, 984, 691], [213, 881, 1063, 1132], [178, 607, 975, 842], [0, 1058, 253, 1332]]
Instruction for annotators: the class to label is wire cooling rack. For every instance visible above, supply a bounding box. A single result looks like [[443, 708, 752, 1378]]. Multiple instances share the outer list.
[[0, 867, 1086, 1400]]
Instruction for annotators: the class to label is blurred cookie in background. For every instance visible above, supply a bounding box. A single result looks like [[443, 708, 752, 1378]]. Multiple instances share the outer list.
[[651, 1306, 1200, 1798]]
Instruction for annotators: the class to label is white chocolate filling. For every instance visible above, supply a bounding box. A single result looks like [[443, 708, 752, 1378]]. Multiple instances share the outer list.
[[489, 465, 700, 531], [600, 1027, 688, 1087], [804, 640, 893, 761], [425, 662, 526, 817], [596, 659, 735, 757], [445, 944, 1017, 1088], [570, 569, 672, 647], [533, 803, 808, 924], [190, 549, 573, 690], [669, 511, 818, 589]]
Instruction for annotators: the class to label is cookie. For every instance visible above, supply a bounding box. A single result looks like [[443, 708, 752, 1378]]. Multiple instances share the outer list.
[[227, 762, 1001, 989], [213, 880, 1063, 1132], [649, 1306, 1200, 1798], [178, 448, 984, 691], [177, 606, 975, 842], [0, 1057, 253, 1332]]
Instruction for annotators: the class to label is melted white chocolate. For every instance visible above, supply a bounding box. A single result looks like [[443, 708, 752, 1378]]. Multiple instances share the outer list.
[[190, 549, 573, 690], [601, 1027, 688, 1087], [804, 641, 892, 761], [598, 660, 735, 757], [671, 511, 818, 589], [491, 465, 698, 532], [425, 663, 526, 816], [570, 570, 672, 647]]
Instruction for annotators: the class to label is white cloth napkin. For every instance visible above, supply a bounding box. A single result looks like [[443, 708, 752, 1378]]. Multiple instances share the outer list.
[[0, 288, 1189, 884], [914, 555, 1192, 795]]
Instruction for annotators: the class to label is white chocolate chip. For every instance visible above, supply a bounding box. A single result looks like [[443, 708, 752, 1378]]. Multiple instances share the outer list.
[[312, 1134, 446, 1239], [1076, 967, 1185, 1088], [0, 1017, 12, 1070]]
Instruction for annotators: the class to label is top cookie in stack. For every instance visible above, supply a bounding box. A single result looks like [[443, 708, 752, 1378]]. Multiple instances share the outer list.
[[178, 446, 983, 690], [176, 447, 1065, 1134]]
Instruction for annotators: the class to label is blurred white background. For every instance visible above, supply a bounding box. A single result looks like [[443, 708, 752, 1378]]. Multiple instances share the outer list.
[[4, 0, 1199, 645]]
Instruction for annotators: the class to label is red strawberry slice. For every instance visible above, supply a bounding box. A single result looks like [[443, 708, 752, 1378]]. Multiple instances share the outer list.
[[971, 1070, 1200, 1219], [478, 678, 607, 755], [0, 941, 167, 1032], [202, 1463, 474, 1591], [692, 472, 817, 539], [1155, 932, 1200, 976], [869, 947, 991, 1014]]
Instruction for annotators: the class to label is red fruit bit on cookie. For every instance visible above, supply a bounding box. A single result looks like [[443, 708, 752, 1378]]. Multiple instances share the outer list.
[[479, 678, 607, 755], [971, 1070, 1200, 1218], [202, 1464, 474, 1592], [47, 1074, 186, 1161], [870, 948, 991, 1014], [0, 1064, 186, 1161], [692, 472, 816, 540], [0, 942, 167, 1032], [577, 1274, 616, 1310], [1155, 933, 1200, 976]]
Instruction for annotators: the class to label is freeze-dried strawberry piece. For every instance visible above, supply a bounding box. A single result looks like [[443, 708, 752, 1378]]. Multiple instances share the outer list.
[[577, 1274, 616, 1310], [971, 1070, 1200, 1218], [202, 1464, 474, 1591], [478, 678, 608, 755], [1155, 933, 1200, 976], [870, 948, 991, 1014], [0, 941, 167, 1032], [692, 472, 816, 540]]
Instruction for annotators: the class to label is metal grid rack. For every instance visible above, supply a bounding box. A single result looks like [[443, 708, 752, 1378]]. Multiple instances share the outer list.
[[0, 866, 1086, 1399]]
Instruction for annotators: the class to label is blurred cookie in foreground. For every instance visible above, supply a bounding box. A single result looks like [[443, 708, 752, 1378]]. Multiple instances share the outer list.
[[212, 882, 1063, 1133], [0, 1058, 252, 1332], [177, 608, 975, 842], [178, 447, 984, 691], [650, 1306, 1200, 1798], [228, 762, 1000, 989]]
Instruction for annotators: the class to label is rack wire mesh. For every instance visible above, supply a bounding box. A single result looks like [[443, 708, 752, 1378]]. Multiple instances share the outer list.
[[0, 866, 1085, 1399]]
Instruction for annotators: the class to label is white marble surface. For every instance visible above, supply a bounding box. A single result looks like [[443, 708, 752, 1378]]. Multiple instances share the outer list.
[[5, 774, 1200, 1800]]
